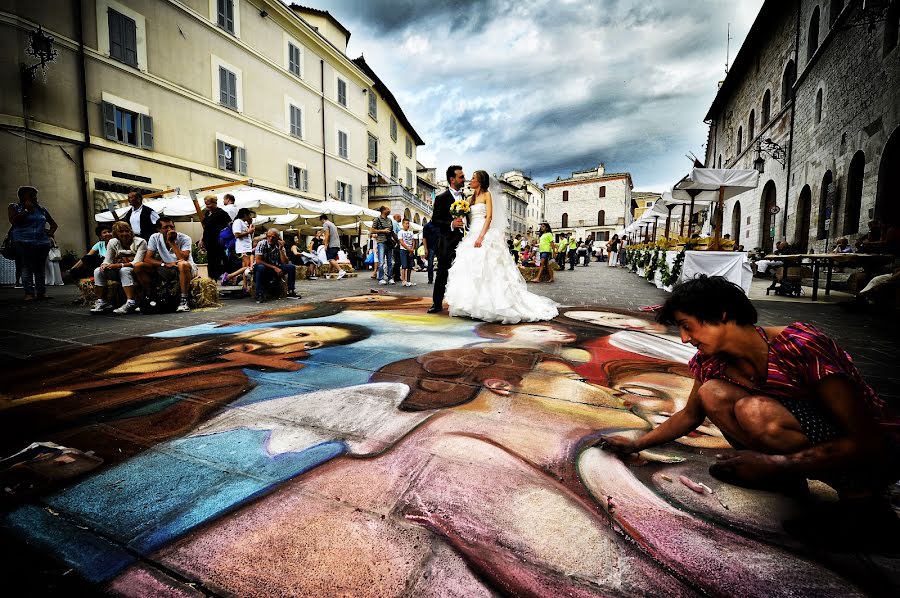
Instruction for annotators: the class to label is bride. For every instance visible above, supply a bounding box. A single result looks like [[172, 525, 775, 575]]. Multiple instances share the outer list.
[[445, 170, 558, 323]]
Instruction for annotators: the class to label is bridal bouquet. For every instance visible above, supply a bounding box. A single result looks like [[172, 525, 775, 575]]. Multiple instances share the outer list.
[[449, 199, 470, 218]]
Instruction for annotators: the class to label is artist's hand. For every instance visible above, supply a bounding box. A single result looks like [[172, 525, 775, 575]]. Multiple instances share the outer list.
[[710, 450, 784, 485], [596, 434, 639, 455]]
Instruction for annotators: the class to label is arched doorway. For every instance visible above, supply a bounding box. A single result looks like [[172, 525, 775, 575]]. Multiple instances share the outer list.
[[413, 213, 420, 224], [403, 208, 412, 222], [731, 201, 742, 240], [843, 150, 865, 235], [795, 185, 812, 252], [761, 180, 777, 253], [875, 125, 900, 227], [561, 213, 568, 228], [817, 170, 834, 240]]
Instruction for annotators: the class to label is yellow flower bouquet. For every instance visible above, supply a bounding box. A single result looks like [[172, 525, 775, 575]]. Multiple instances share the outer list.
[[449, 199, 471, 218]]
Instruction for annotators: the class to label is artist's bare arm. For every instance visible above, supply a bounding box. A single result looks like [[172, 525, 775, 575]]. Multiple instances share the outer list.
[[602, 379, 706, 453]]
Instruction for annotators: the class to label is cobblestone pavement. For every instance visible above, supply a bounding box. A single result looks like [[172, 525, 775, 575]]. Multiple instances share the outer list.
[[2, 261, 897, 402], [0, 263, 898, 597]]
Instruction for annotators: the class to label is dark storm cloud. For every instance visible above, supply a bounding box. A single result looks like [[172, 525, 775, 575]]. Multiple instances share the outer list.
[[301, 0, 764, 190]]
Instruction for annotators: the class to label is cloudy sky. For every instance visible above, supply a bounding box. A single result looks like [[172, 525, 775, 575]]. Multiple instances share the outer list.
[[305, 1, 764, 190]]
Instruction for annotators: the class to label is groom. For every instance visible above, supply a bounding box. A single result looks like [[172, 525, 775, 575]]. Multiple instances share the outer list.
[[428, 165, 467, 314]]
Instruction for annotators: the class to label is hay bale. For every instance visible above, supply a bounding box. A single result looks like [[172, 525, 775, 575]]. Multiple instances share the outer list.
[[79, 277, 220, 309]]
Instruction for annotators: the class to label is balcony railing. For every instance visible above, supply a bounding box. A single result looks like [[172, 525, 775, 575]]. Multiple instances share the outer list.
[[364, 184, 433, 215]]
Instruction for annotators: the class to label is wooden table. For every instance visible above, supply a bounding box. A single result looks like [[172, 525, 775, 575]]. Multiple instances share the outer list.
[[764, 253, 893, 301]]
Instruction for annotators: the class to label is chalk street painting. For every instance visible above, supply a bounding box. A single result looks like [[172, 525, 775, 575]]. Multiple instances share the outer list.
[[0, 297, 893, 596]]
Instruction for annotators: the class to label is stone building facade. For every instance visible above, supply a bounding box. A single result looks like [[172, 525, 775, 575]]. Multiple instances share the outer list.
[[543, 164, 634, 242], [704, 0, 899, 253], [1, 1, 385, 253], [500, 170, 545, 238]]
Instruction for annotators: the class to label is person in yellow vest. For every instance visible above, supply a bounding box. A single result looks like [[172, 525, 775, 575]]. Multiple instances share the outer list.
[[531, 223, 556, 283], [567, 235, 578, 271]]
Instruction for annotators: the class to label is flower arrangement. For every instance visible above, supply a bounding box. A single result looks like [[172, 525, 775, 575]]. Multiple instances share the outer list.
[[449, 199, 471, 218]]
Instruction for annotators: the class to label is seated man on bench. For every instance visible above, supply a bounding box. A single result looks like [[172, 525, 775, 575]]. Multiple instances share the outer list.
[[134, 217, 198, 313], [253, 228, 298, 303], [89, 221, 147, 314]]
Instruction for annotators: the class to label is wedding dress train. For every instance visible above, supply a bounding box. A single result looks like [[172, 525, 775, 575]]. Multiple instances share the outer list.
[[445, 203, 558, 323]]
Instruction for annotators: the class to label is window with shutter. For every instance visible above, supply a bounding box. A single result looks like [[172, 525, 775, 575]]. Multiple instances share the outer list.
[[288, 43, 301, 77], [348, 184, 353, 203], [288, 164, 297, 189], [140, 114, 153, 149], [368, 133, 378, 163], [338, 131, 348, 159], [219, 67, 238, 109], [108, 9, 137, 67], [217, 0, 234, 34], [102, 101, 117, 141], [390, 116, 397, 141], [563, 190, 569, 201], [390, 153, 398, 179], [217, 140, 227, 170], [300, 168, 308, 192], [405, 137, 412, 158], [598, 186, 606, 198], [238, 146, 247, 175], [368, 91, 377, 119], [290, 105, 302, 138], [337, 78, 347, 107], [406, 168, 412, 189]]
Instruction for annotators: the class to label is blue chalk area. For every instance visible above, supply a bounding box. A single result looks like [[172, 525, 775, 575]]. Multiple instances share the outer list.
[[36, 430, 346, 563], [4, 504, 135, 583]]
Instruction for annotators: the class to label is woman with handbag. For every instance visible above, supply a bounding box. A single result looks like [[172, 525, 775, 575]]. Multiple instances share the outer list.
[[7, 186, 58, 300]]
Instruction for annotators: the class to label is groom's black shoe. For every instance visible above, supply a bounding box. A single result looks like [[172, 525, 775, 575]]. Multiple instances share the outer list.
[[427, 306, 443, 314]]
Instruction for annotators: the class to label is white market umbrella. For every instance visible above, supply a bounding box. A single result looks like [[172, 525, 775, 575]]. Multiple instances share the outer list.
[[673, 168, 758, 243]]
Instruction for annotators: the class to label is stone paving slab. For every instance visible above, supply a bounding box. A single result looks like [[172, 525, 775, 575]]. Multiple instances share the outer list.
[[0, 265, 898, 596]]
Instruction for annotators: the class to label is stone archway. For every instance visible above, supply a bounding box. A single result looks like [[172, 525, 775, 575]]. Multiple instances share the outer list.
[[795, 185, 812, 252], [731, 201, 742, 240], [761, 181, 778, 253], [876, 125, 900, 227]]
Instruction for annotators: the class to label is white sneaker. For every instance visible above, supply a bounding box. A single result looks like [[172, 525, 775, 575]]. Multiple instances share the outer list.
[[90, 300, 112, 314], [308, 275, 318, 280], [113, 301, 138, 315], [337, 269, 346, 279], [409, 282, 417, 286], [176, 301, 191, 313], [379, 279, 387, 285], [388, 279, 396, 285]]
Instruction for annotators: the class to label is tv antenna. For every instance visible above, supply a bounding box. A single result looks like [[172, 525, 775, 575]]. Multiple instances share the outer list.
[[725, 23, 732, 75]]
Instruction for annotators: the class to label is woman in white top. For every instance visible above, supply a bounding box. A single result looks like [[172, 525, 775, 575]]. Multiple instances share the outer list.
[[223, 208, 255, 289]]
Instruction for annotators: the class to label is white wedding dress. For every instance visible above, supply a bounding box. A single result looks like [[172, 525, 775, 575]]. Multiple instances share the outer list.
[[445, 202, 558, 323]]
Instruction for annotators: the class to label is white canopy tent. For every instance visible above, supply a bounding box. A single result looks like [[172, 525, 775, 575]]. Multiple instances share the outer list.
[[672, 168, 759, 245]]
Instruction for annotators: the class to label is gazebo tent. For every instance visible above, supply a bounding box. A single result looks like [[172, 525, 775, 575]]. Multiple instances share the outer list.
[[672, 168, 759, 246]]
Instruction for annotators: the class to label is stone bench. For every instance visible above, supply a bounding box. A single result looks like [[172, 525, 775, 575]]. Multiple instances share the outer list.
[[78, 277, 220, 309]]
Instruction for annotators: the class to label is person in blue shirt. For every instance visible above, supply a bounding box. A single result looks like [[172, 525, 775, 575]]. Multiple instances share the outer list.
[[7, 186, 57, 300]]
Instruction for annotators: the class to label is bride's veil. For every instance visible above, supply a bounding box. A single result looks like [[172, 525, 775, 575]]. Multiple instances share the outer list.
[[486, 174, 508, 239]]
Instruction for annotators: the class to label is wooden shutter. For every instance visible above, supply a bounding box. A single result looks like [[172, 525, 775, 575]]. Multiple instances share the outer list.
[[288, 165, 296, 188], [300, 168, 308, 192], [108, 10, 123, 62], [348, 184, 353, 203], [140, 114, 153, 149], [102, 101, 117, 141], [219, 67, 228, 105], [123, 15, 138, 67], [238, 146, 247, 175], [227, 71, 237, 109], [217, 140, 227, 170]]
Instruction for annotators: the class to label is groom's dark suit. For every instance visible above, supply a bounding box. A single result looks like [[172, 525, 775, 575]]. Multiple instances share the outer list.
[[431, 188, 465, 311]]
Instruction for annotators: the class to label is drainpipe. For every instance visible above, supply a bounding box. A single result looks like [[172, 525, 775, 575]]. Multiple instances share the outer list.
[[76, 0, 91, 246], [782, 0, 801, 239], [321, 59, 327, 201]]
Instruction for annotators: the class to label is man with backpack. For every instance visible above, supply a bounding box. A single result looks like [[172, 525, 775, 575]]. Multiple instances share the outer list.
[[199, 195, 232, 281]]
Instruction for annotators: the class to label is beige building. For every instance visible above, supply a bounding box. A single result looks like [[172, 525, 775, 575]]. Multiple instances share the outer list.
[[500, 170, 545, 238], [497, 178, 529, 237], [352, 56, 428, 227], [543, 164, 635, 242], [2, 0, 377, 253]]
